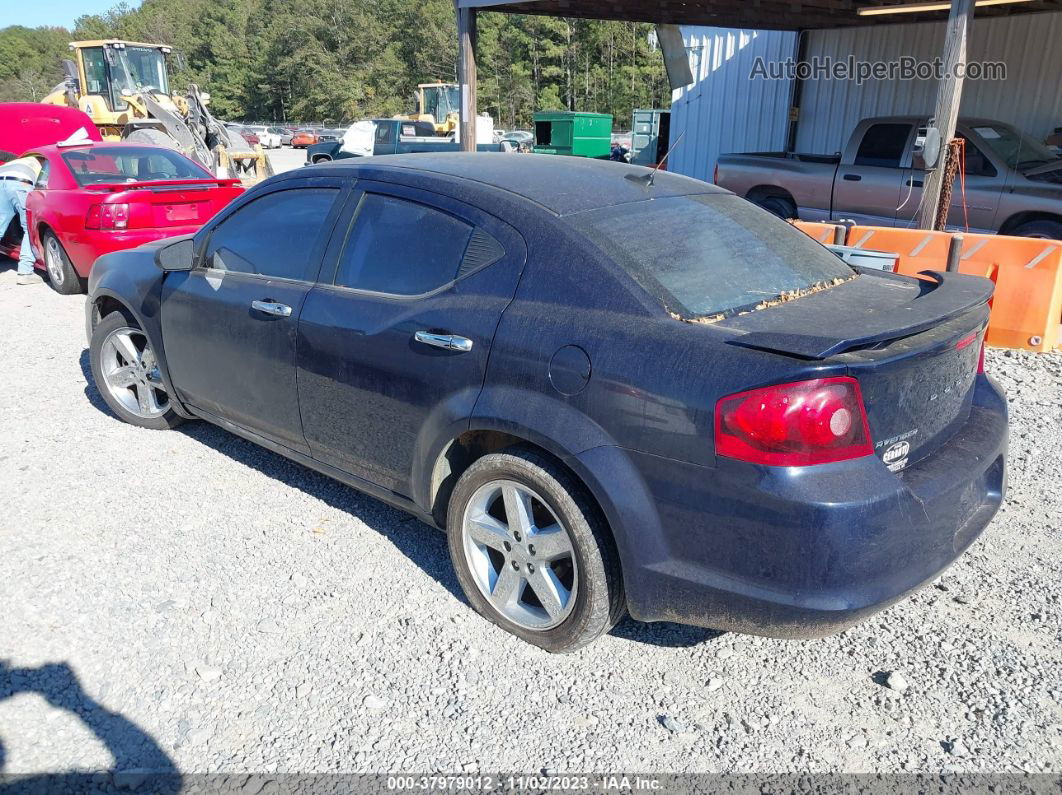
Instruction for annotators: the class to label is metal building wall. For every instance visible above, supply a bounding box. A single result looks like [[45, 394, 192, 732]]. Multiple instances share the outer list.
[[668, 27, 797, 183], [795, 12, 1062, 153]]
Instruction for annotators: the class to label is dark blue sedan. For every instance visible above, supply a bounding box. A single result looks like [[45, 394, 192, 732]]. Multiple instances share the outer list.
[[85, 154, 1008, 652]]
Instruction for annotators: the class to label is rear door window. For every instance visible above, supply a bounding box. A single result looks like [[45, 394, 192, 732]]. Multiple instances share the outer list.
[[570, 193, 853, 320], [854, 123, 912, 168], [332, 193, 473, 295], [204, 187, 338, 281]]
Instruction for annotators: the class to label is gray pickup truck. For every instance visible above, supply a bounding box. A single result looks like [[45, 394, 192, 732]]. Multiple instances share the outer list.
[[716, 116, 1062, 239]]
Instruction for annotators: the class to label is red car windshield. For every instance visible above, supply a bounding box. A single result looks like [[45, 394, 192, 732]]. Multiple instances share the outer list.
[[62, 146, 212, 186]]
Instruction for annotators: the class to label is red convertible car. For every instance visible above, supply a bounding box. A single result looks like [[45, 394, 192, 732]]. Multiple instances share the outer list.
[[1, 103, 102, 263], [21, 142, 243, 293]]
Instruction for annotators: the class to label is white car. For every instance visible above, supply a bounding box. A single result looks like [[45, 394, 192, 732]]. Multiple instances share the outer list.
[[246, 125, 283, 149]]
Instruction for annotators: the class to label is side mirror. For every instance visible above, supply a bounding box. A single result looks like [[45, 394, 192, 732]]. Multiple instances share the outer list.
[[154, 237, 195, 271]]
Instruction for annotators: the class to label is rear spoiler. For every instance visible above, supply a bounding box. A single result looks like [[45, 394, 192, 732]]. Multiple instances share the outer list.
[[84, 178, 242, 192], [722, 269, 995, 359]]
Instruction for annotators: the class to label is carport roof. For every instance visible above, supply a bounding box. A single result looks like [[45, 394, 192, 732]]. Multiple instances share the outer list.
[[457, 0, 1062, 30]]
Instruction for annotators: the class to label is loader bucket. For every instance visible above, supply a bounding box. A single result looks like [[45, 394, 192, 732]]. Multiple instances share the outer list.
[[139, 91, 213, 171]]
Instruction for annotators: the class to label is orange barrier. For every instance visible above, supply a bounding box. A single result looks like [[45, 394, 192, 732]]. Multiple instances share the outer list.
[[841, 225, 1062, 353], [951, 233, 1061, 353], [843, 226, 954, 276], [790, 220, 844, 245]]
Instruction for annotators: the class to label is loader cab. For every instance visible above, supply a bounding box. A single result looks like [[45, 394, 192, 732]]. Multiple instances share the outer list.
[[414, 83, 459, 133], [72, 41, 172, 115]]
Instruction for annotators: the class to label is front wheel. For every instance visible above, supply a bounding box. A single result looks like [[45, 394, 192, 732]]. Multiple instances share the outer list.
[[89, 311, 183, 430], [446, 448, 624, 652]]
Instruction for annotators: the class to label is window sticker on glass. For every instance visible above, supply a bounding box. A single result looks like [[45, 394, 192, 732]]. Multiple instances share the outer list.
[[974, 127, 1002, 140]]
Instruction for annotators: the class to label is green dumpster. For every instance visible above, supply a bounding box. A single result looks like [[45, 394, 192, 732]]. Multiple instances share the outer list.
[[533, 111, 612, 158]]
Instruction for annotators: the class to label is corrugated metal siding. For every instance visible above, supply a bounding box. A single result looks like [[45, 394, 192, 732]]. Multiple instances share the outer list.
[[796, 12, 1062, 153], [668, 26, 797, 183]]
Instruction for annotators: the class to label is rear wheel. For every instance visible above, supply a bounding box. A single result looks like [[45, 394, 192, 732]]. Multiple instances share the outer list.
[[1010, 219, 1062, 240], [446, 448, 624, 652], [89, 311, 182, 430], [42, 231, 84, 295], [756, 195, 797, 219], [311, 154, 332, 164]]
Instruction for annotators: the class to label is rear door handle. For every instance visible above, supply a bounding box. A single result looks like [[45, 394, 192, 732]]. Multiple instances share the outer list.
[[414, 330, 473, 352], [251, 300, 292, 317], [842, 173, 862, 182], [906, 178, 924, 187]]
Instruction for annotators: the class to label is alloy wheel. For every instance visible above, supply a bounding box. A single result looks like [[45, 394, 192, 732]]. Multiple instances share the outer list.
[[45, 237, 65, 286], [461, 480, 578, 630], [99, 327, 170, 418]]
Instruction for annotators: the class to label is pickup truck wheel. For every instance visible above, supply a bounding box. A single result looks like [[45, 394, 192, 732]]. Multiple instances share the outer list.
[[311, 154, 332, 164], [447, 448, 625, 653], [42, 231, 84, 295], [1010, 219, 1062, 240], [89, 311, 183, 430], [757, 196, 797, 220]]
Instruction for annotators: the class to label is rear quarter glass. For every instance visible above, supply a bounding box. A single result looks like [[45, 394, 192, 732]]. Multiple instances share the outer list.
[[566, 194, 852, 320]]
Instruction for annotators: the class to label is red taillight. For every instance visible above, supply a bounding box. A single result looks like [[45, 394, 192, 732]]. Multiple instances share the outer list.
[[85, 203, 130, 230], [955, 331, 986, 373], [715, 377, 874, 466]]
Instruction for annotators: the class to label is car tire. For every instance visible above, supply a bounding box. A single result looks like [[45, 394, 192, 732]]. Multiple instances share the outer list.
[[89, 311, 183, 430], [1010, 219, 1062, 240], [41, 231, 84, 295], [311, 155, 332, 164], [446, 447, 625, 652], [756, 195, 797, 220], [124, 128, 178, 149]]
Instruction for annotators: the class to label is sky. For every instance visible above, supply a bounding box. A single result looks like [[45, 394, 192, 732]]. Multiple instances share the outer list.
[[6, 0, 140, 29]]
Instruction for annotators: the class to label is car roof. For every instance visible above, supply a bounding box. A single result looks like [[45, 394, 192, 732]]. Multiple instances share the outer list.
[[303, 152, 724, 216]]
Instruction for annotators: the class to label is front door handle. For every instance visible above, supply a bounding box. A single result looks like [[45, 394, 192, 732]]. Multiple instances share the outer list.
[[414, 330, 473, 352], [842, 173, 862, 182], [251, 300, 292, 317], [906, 178, 924, 187]]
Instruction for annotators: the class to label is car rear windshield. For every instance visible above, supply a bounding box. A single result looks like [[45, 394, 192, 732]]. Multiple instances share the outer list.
[[570, 193, 853, 320], [62, 146, 211, 186]]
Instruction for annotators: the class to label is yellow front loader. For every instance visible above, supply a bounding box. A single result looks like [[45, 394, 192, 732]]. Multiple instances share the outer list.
[[42, 40, 272, 182], [396, 83, 461, 136]]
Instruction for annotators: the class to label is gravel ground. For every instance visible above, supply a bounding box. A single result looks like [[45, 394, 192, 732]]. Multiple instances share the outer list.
[[0, 268, 1060, 780]]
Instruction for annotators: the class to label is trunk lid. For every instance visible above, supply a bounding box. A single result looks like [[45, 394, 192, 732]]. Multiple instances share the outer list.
[[89, 179, 243, 229], [718, 269, 992, 469]]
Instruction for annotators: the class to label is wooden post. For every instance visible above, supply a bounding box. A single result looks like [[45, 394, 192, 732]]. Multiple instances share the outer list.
[[917, 0, 975, 230], [456, 3, 478, 153]]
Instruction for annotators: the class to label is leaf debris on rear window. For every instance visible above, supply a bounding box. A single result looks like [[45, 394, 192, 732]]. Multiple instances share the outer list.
[[672, 275, 853, 324]]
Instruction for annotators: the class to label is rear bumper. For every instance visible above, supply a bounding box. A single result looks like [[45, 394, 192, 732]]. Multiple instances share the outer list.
[[579, 374, 1007, 638]]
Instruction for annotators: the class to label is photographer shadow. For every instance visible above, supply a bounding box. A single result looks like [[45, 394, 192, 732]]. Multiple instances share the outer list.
[[0, 660, 181, 793]]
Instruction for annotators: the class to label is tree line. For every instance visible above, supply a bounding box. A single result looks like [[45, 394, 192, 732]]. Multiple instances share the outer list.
[[0, 0, 671, 130]]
